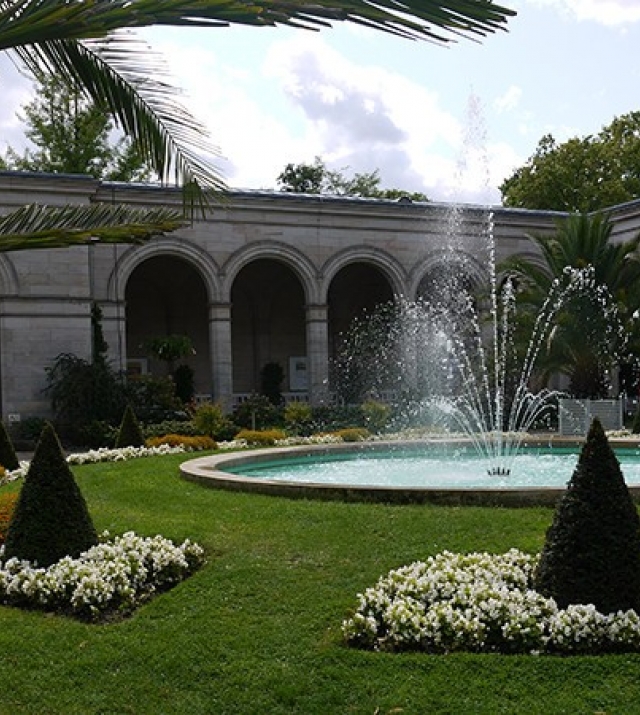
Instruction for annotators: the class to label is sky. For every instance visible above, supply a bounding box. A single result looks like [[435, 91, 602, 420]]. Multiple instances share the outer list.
[[2, 0, 640, 204]]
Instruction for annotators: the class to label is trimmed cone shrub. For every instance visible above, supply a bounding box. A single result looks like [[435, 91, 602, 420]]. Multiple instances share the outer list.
[[115, 404, 145, 448], [535, 418, 640, 613], [4, 423, 97, 567], [0, 420, 19, 471]]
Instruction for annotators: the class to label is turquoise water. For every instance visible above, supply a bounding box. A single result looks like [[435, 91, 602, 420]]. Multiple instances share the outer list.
[[224, 445, 640, 489]]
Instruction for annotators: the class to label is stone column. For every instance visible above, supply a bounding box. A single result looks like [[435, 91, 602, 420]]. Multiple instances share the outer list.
[[306, 304, 330, 405], [209, 302, 233, 410]]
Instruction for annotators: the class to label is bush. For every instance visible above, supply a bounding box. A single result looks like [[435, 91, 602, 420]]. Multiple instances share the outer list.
[[233, 395, 283, 430], [235, 429, 286, 446], [633, 404, 640, 434], [115, 405, 145, 449], [0, 421, 19, 471], [309, 404, 364, 433], [333, 427, 370, 442], [0, 491, 17, 544], [284, 401, 313, 436], [45, 352, 126, 443], [77, 420, 118, 449], [145, 434, 217, 451], [360, 399, 391, 434], [535, 418, 640, 613], [144, 419, 199, 439], [4, 423, 98, 567], [194, 402, 235, 439], [125, 374, 184, 423]]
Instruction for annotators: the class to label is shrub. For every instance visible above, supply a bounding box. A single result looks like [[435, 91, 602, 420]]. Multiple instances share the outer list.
[[0, 421, 19, 471], [145, 434, 217, 451], [144, 419, 197, 439], [0, 491, 17, 544], [235, 429, 286, 446], [233, 395, 283, 430], [361, 399, 391, 434], [125, 374, 184, 423], [309, 404, 364, 433], [115, 405, 145, 449], [77, 420, 118, 449], [194, 402, 235, 439], [333, 427, 370, 442], [284, 401, 313, 436], [4, 423, 98, 567], [535, 418, 640, 613], [633, 404, 640, 434]]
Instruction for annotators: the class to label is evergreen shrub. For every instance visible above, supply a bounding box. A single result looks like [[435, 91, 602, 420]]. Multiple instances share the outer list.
[[334, 427, 370, 442], [284, 401, 313, 436], [0, 421, 19, 471], [115, 405, 145, 448], [4, 423, 97, 566], [535, 418, 640, 613]]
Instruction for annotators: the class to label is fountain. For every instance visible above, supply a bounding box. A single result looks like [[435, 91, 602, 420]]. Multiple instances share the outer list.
[[180, 96, 631, 504]]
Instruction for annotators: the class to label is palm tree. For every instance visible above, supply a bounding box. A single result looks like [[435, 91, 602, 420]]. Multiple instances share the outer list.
[[0, 0, 515, 248], [501, 212, 640, 398]]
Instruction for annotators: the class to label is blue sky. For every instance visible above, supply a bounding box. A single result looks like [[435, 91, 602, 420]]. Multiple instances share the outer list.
[[2, 0, 640, 204]]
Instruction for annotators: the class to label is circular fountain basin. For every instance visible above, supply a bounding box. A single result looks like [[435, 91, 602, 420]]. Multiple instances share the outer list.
[[180, 439, 640, 506]]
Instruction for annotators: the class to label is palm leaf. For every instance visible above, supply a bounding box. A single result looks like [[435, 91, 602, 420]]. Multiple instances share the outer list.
[[0, 1, 516, 46], [0, 203, 185, 250], [13, 35, 224, 194]]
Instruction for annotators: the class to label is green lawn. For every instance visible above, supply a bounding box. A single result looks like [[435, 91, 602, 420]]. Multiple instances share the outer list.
[[1, 452, 639, 714]]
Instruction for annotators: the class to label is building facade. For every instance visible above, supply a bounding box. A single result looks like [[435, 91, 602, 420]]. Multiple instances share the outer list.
[[1, 170, 639, 422]]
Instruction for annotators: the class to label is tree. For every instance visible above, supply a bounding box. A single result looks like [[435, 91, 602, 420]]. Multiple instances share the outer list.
[[4, 422, 98, 567], [0, 1, 512, 246], [277, 157, 428, 200], [535, 418, 640, 614], [3, 71, 152, 182], [501, 212, 640, 398], [500, 112, 640, 212]]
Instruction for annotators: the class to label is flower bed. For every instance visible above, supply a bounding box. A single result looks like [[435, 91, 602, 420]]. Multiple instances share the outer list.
[[0, 531, 204, 621], [342, 549, 640, 655]]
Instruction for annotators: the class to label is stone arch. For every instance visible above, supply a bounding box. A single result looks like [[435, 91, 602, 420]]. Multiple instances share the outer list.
[[123, 245, 214, 398], [107, 236, 221, 303], [409, 249, 488, 301], [320, 246, 407, 300], [324, 250, 403, 381], [222, 241, 319, 304], [230, 257, 307, 397]]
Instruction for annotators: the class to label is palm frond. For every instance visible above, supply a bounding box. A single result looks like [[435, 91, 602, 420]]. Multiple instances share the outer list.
[[12, 35, 224, 195], [0, 0, 516, 47], [0, 203, 185, 250]]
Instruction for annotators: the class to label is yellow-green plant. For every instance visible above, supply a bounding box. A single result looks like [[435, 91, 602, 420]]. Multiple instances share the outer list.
[[235, 429, 286, 446]]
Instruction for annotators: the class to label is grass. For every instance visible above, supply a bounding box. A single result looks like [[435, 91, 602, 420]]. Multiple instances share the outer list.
[[1, 452, 640, 714]]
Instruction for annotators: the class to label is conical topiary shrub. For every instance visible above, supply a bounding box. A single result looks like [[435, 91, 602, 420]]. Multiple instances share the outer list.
[[535, 417, 640, 613], [4, 423, 97, 567], [114, 404, 145, 448], [0, 420, 19, 471]]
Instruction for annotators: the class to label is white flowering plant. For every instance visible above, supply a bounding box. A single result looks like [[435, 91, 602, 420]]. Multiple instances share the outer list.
[[0, 531, 204, 621], [342, 549, 640, 655]]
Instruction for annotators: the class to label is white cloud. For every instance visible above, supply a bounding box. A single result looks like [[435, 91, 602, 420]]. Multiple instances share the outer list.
[[527, 0, 640, 26], [494, 86, 522, 113]]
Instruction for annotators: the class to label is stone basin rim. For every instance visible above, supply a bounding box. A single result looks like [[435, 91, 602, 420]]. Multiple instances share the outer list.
[[179, 437, 640, 507]]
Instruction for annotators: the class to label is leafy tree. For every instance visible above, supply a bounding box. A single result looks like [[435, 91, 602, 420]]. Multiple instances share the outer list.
[[0, 1, 511, 246], [277, 157, 428, 200], [4, 423, 98, 567], [501, 112, 640, 211], [501, 213, 640, 398], [535, 418, 640, 613], [3, 71, 152, 182]]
